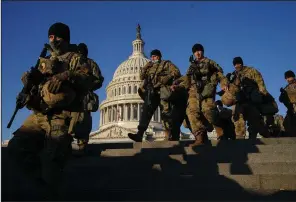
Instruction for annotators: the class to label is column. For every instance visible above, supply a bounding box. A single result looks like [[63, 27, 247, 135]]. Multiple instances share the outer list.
[[137, 103, 140, 121], [158, 107, 161, 122], [105, 108, 108, 123], [100, 111, 102, 126], [124, 104, 127, 121], [131, 103, 134, 120], [109, 106, 113, 122], [116, 104, 120, 121]]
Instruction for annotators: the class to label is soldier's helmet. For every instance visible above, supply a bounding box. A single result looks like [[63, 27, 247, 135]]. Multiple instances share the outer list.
[[41, 80, 76, 108], [221, 83, 239, 107]]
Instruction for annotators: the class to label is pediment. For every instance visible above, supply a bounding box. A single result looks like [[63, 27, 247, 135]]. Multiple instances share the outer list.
[[90, 124, 137, 139]]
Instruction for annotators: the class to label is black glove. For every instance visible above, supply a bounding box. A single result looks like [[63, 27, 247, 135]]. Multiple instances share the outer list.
[[226, 73, 232, 81], [189, 55, 194, 63], [21, 69, 44, 86], [47, 78, 63, 94]]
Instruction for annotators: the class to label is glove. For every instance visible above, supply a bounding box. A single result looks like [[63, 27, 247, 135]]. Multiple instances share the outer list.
[[226, 73, 232, 81], [189, 55, 194, 63], [47, 78, 63, 94], [21, 69, 44, 86], [154, 82, 162, 88]]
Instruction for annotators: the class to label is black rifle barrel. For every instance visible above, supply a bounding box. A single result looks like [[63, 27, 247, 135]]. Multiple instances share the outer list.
[[7, 44, 48, 129]]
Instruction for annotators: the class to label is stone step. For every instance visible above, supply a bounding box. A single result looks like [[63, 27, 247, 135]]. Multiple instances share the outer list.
[[97, 144, 296, 156], [59, 172, 296, 191], [67, 162, 296, 175], [87, 137, 296, 150], [57, 189, 296, 201]]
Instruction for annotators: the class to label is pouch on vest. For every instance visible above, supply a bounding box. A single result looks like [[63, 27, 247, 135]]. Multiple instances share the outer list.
[[201, 83, 216, 99], [285, 84, 296, 104], [38, 57, 66, 75], [160, 86, 172, 101], [41, 80, 76, 109], [83, 91, 99, 112]]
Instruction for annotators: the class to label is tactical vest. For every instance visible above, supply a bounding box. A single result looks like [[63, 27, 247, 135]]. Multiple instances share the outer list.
[[190, 59, 217, 89], [147, 60, 168, 86], [39, 52, 77, 110], [285, 81, 296, 104], [237, 67, 263, 104]]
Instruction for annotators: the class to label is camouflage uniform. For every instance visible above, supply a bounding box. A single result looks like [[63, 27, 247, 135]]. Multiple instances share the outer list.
[[177, 57, 228, 145], [8, 49, 95, 189], [232, 66, 271, 139], [279, 79, 296, 137], [129, 59, 181, 141], [74, 57, 104, 149]]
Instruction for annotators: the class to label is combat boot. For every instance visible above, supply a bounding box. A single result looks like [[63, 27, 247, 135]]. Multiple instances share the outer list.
[[163, 130, 170, 141], [128, 131, 144, 142], [189, 131, 207, 147], [214, 126, 225, 141]]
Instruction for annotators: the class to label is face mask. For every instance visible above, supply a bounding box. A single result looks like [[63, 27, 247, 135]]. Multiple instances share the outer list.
[[49, 40, 68, 55], [152, 59, 160, 64]]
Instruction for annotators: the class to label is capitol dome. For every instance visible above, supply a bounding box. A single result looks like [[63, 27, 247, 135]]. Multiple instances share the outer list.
[[90, 25, 166, 142]]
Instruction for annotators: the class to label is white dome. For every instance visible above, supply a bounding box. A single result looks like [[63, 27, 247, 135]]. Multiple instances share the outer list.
[[113, 56, 150, 80]]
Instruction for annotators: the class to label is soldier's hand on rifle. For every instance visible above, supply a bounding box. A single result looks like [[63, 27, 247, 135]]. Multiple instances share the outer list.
[[280, 87, 285, 93], [170, 85, 177, 92], [221, 85, 229, 92], [189, 55, 194, 63], [21, 69, 44, 86], [226, 73, 232, 81], [48, 77, 63, 94], [154, 82, 162, 88]]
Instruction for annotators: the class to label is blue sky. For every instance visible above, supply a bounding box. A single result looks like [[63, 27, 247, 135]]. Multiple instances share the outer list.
[[2, 2, 296, 141]]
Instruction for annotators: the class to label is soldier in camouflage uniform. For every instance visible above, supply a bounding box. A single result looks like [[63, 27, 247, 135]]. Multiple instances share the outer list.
[[279, 70, 296, 137], [7, 22, 97, 194], [73, 43, 104, 151], [215, 100, 236, 140], [171, 44, 228, 146], [128, 49, 182, 142], [231, 57, 270, 139]]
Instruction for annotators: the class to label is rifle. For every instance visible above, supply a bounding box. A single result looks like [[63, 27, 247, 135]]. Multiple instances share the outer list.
[[7, 44, 49, 128], [143, 62, 161, 110], [280, 87, 296, 116], [144, 76, 154, 110], [188, 55, 203, 98]]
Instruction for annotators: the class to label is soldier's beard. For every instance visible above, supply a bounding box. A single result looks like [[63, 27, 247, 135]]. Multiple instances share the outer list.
[[49, 40, 69, 56]]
